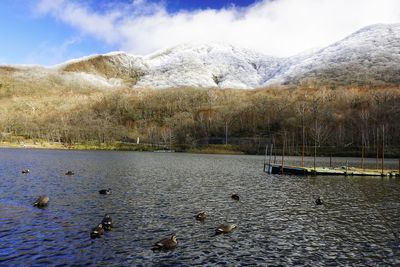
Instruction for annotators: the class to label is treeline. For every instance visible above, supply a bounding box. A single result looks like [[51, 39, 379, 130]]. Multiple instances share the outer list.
[[1, 85, 399, 156]]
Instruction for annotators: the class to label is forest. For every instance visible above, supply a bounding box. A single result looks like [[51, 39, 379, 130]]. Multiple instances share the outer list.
[[0, 80, 399, 157]]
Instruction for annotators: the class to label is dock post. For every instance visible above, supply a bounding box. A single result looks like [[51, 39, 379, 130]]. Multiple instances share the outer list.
[[361, 135, 365, 170], [376, 128, 379, 169], [382, 125, 385, 175], [268, 143, 274, 169], [281, 132, 286, 175], [313, 144, 316, 173], [264, 144, 268, 173], [301, 125, 305, 167]]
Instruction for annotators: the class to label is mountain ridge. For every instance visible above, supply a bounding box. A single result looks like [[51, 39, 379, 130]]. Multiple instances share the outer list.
[[2, 23, 400, 89]]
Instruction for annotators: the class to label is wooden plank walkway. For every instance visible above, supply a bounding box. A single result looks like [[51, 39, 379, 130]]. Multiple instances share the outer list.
[[264, 163, 400, 177]]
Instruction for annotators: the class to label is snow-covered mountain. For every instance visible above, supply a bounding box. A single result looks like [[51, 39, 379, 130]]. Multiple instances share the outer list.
[[268, 23, 400, 86], [3, 23, 400, 89], [136, 43, 281, 88]]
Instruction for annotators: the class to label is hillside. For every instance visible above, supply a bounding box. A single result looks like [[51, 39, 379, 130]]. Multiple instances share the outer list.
[[59, 52, 147, 86], [0, 85, 399, 156]]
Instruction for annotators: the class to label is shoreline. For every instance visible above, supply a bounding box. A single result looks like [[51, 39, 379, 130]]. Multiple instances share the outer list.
[[1, 141, 399, 159], [0, 141, 245, 155]]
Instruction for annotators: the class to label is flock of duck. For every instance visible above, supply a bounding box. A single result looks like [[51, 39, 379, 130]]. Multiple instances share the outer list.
[[152, 192, 240, 250], [23, 168, 324, 251]]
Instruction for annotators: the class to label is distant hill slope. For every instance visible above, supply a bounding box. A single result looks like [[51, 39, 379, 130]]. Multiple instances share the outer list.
[[59, 52, 147, 86], [2, 23, 400, 89]]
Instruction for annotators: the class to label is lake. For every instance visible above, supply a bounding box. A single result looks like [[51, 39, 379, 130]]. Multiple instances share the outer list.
[[0, 148, 399, 266]]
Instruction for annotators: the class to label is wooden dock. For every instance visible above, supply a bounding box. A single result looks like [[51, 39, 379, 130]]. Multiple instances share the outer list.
[[264, 163, 400, 177]]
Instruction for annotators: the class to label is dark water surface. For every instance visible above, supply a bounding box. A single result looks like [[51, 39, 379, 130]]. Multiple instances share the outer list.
[[0, 148, 399, 266]]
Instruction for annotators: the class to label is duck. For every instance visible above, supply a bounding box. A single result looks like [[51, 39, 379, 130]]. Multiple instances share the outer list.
[[90, 223, 104, 238], [99, 188, 111, 195], [33, 195, 49, 208], [65, 171, 74, 175], [231, 193, 240, 201], [195, 211, 207, 221], [22, 169, 30, 174], [315, 196, 323, 205], [152, 234, 177, 250], [101, 214, 113, 231], [215, 224, 237, 235]]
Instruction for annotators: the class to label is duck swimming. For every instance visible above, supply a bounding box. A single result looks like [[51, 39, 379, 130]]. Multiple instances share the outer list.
[[90, 223, 104, 238], [101, 214, 113, 231], [152, 234, 177, 250], [315, 196, 323, 205], [22, 169, 30, 174], [33, 195, 49, 208], [215, 224, 237, 235], [65, 171, 74, 175], [99, 188, 111, 195], [195, 211, 207, 221], [231, 193, 240, 201]]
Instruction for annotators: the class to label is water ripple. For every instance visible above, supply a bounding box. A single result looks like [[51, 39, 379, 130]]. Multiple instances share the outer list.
[[0, 149, 399, 266]]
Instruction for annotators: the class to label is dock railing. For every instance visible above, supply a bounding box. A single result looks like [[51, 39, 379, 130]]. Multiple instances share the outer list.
[[263, 144, 399, 177]]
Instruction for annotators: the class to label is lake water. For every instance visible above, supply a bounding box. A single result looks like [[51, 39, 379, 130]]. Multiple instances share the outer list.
[[0, 148, 399, 266]]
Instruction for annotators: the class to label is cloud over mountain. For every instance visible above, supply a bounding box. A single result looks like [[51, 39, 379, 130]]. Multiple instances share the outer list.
[[36, 0, 400, 57]]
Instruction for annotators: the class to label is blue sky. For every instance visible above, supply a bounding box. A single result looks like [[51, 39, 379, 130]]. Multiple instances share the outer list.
[[88, 0, 258, 11], [0, 0, 258, 65], [0, 0, 111, 65], [1, 0, 399, 65]]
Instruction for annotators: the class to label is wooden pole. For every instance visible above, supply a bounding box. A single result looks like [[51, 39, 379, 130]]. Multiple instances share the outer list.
[[376, 128, 379, 169], [361, 133, 364, 170], [225, 121, 228, 145], [169, 130, 172, 151], [313, 115, 318, 173], [264, 144, 268, 167], [281, 132, 286, 174], [273, 136, 276, 164], [398, 159, 400, 177], [268, 143, 273, 174], [292, 132, 295, 156], [313, 137, 317, 172], [301, 125, 305, 167], [361, 144, 364, 169], [382, 125, 385, 175], [269, 143, 273, 166]]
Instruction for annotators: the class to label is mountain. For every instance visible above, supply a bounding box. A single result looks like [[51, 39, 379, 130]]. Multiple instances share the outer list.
[[2, 23, 400, 89], [268, 23, 400, 86], [136, 43, 281, 89]]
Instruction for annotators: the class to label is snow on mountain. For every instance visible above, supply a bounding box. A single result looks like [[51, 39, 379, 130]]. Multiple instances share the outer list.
[[2, 23, 400, 89], [135, 43, 281, 89], [57, 51, 148, 86], [267, 23, 400, 86]]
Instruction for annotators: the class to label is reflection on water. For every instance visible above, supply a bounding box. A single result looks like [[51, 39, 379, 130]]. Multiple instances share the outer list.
[[0, 148, 399, 266]]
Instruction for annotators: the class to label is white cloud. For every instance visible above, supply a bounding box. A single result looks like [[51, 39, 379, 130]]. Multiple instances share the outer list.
[[36, 0, 400, 57]]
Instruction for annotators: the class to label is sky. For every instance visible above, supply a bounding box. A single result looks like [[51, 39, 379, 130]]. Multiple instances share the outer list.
[[1, 0, 400, 65]]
